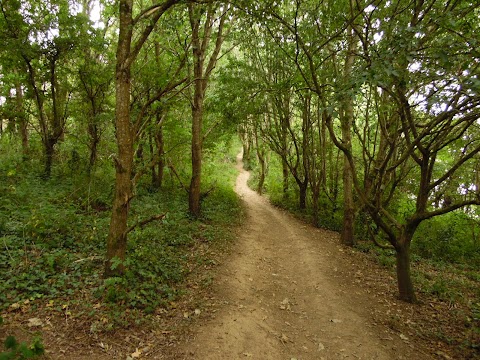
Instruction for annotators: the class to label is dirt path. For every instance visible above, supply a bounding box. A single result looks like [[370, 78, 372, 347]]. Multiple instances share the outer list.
[[181, 154, 432, 360]]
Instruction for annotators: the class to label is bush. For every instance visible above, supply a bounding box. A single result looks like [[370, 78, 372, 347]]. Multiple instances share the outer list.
[[412, 212, 480, 266]]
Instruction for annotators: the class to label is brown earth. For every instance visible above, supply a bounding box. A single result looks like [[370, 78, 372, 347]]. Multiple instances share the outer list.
[[176, 153, 433, 360]]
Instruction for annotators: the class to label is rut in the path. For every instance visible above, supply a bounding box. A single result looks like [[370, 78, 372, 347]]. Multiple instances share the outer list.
[[181, 153, 430, 360]]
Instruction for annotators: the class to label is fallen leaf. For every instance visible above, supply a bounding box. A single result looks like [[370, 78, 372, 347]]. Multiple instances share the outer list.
[[27, 318, 43, 327], [194, 309, 201, 315], [131, 348, 142, 358], [318, 342, 325, 351], [399, 333, 409, 341]]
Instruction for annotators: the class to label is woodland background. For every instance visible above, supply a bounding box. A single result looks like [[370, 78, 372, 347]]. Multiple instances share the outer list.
[[0, 0, 479, 358]]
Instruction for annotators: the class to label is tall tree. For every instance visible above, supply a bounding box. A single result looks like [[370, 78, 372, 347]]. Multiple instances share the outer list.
[[327, 0, 480, 302], [0, 0, 86, 176], [187, 2, 231, 217], [105, 0, 180, 277]]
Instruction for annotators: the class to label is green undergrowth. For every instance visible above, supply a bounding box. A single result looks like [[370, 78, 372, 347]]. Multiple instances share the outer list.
[[0, 138, 243, 330]]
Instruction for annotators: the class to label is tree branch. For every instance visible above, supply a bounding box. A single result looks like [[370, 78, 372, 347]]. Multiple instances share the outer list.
[[125, 214, 166, 236]]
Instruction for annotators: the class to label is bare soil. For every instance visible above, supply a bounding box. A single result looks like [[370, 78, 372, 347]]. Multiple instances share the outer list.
[[177, 154, 433, 360]]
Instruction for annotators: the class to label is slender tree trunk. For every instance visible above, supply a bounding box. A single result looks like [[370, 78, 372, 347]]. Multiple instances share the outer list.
[[298, 181, 308, 210], [154, 122, 165, 188], [88, 123, 100, 170], [149, 133, 158, 186], [282, 158, 289, 194], [254, 122, 266, 194], [340, 11, 356, 246], [189, 94, 203, 217], [242, 139, 250, 165], [188, 7, 204, 217], [105, 0, 133, 277], [257, 156, 266, 194], [255, 145, 266, 195], [14, 80, 28, 158], [312, 191, 318, 222], [44, 137, 55, 177], [320, 111, 328, 188], [187, 3, 227, 217], [341, 150, 355, 244]]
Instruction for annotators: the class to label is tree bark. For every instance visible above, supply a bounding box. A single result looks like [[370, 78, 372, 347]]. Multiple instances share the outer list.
[[340, 9, 356, 246], [88, 123, 100, 170], [282, 158, 289, 194], [14, 79, 28, 158], [254, 124, 266, 194], [154, 121, 165, 188], [188, 4, 205, 217], [189, 92, 203, 216], [298, 181, 308, 209], [104, 0, 134, 277], [187, 3, 227, 217], [396, 235, 417, 303]]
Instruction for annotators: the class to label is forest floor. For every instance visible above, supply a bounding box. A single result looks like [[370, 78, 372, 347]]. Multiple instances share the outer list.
[[2, 153, 477, 359]]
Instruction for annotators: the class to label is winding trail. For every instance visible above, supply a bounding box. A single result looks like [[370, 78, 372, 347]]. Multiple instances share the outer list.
[[182, 153, 430, 359]]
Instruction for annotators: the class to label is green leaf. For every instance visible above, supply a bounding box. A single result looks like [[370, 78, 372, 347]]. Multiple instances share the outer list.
[[4, 336, 17, 350]]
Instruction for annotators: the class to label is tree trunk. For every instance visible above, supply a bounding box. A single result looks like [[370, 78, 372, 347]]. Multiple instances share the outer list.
[[105, 0, 134, 277], [149, 133, 158, 186], [257, 150, 266, 194], [242, 140, 250, 166], [15, 80, 28, 158], [153, 123, 165, 188], [340, 112, 355, 245], [340, 12, 356, 246], [299, 181, 307, 210], [188, 7, 204, 217], [43, 137, 56, 178], [396, 236, 417, 303], [282, 158, 289, 195], [187, 3, 227, 217], [254, 123, 266, 194], [189, 100, 203, 217], [88, 123, 100, 170]]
